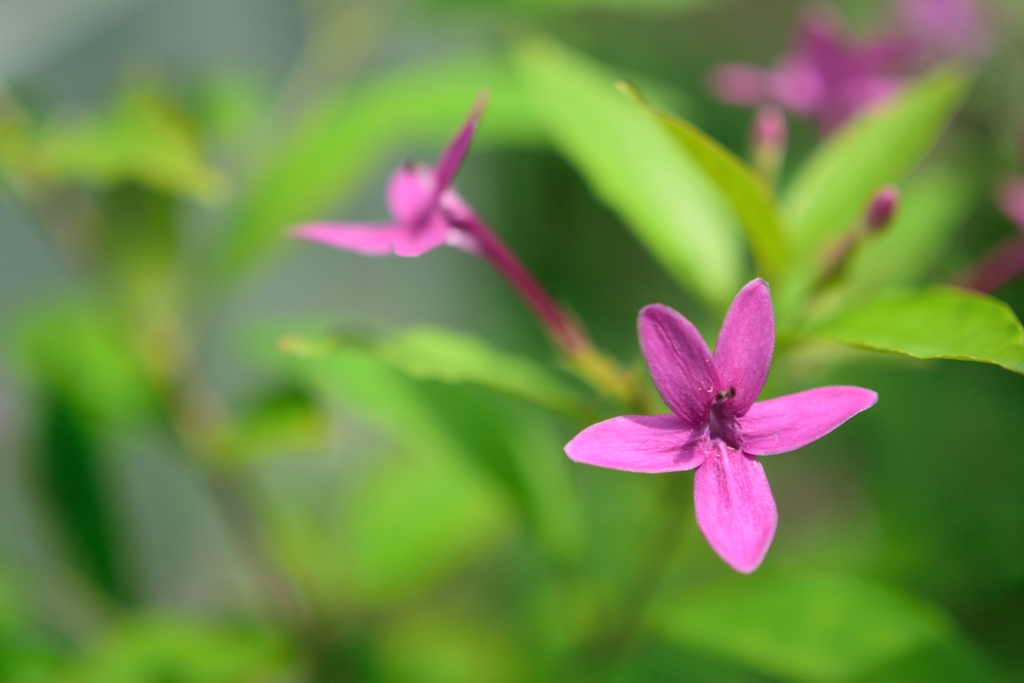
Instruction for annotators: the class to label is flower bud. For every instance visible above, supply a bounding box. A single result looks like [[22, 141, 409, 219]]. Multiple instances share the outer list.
[[865, 185, 900, 232], [750, 106, 788, 184]]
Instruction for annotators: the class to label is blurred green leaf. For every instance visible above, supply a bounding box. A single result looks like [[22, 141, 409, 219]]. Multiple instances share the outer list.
[[372, 610, 526, 683], [281, 326, 591, 418], [841, 166, 975, 297], [223, 54, 541, 274], [59, 618, 284, 683], [514, 39, 744, 308], [35, 393, 131, 604], [851, 638, 1007, 683], [434, 0, 715, 13], [784, 67, 969, 256], [653, 573, 951, 683], [226, 386, 328, 461], [0, 575, 63, 683], [28, 85, 225, 201], [806, 286, 1024, 375], [285, 351, 514, 601], [12, 302, 152, 423], [620, 81, 787, 279]]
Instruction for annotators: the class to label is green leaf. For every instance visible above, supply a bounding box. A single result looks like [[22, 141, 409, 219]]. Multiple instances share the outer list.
[[280, 351, 514, 601], [222, 54, 540, 274], [784, 67, 969, 255], [225, 386, 328, 461], [514, 39, 744, 308], [29, 85, 225, 201], [652, 573, 952, 683], [620, 81, 787, 279], [59, 618, 284, 683], [280, 326, 591, 418], [35, 394, 131, 604], [10, 302, 152, 424], [373, 610, 525, 683], [806, 286, 1024, 374]]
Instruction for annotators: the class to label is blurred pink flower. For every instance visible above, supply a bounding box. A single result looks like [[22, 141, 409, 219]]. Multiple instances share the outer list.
[[711, 8, 911, 134], [291, 100, 590, 354], [292, 102, 483, 257], [896, 0, 989, 61], [565, 279, 877, 573], [958, 178, 1024, 293]]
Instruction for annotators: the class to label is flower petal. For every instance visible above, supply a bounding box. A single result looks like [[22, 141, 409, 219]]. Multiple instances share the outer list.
[[738, 386, 878, 456], [565, 414, 707, 473], [391, 212, 450, 258], [291, 222, 398, 256], [694, 444, 777, 573], [386, 166, 435, 224], [638, 305, 718, 426], [741, 387, 876, 456], [434, 99, 484, 191], [714, 279, 775, 417]]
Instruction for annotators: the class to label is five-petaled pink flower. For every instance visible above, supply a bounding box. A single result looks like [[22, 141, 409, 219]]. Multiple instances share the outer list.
[[565, 280, 877, 573], [292, 102, 483, 257]]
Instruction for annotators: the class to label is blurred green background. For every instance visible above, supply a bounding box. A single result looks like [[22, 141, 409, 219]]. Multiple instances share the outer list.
[[2, 0, 1024, 681]]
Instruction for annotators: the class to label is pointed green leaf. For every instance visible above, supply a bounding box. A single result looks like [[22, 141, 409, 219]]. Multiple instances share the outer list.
[[653, 573, 952, 683], [807, 286, 1024, 375], [784, 67, 969, 255], [222, 55, 540, 274], [514, 39, 744, 308], [280, 326, 591, 418], [622, 82, 787, 279]]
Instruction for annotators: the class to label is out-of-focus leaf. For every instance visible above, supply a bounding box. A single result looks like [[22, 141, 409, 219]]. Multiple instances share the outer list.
[[784, 67, 969, 255], [35, 393, 130, 603], [28, 85, 225, 201], [514, 39, 744, 308], [58, 617, 285, 683], [806, 286, 1024, 375], [852, 638, 1006, 683], [285, 351, 513, 601], [0, 574, 64, 683], [12, 302, 151, 423], [652, 573, 951, 683], [222, 54, 540, 274], [841, 166, 975, 297], [372, 610, 526, 683], [280, 326, 591, 418], [432, 0, 715, 13], [225, 386, 328, 461], [620, 81, 787, 279]]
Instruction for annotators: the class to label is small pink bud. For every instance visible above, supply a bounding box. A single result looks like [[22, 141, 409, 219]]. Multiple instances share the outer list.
[[751, 105, 788, 152], [866, 185, 900, 232]]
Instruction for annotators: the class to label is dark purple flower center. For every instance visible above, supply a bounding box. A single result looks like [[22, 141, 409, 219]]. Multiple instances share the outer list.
[[709, 386, 740, 448]]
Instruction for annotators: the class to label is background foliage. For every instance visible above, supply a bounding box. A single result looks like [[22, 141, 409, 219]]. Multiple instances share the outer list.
[[1, 0, 1024, 681]]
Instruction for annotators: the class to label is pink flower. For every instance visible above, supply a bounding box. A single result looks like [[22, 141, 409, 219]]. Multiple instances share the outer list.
[[711, 8, 913, 134], [896, 0, 989, 62], [957, 178, 1024, 293], [290, 100, 591, 355], [292, 101, 483, 257], [564, 280, 877, 573]]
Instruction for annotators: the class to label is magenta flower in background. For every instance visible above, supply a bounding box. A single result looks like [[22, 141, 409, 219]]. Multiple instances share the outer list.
[[958, 178, 1024, 293], [564, 280, 877, 572], [896, 0, 988, 61], [293, 101, 484, 257], [711, 8, 911, 134]]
